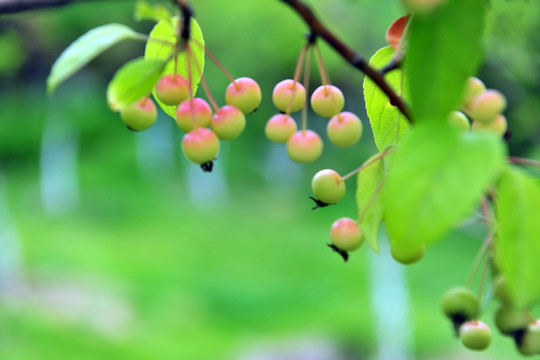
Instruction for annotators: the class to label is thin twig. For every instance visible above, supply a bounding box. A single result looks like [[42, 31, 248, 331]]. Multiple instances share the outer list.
[[279, 0, 411, 122], [508, 156, 540, 168]]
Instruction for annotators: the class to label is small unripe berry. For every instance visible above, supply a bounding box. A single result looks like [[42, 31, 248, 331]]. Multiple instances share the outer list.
[[390, 242, 425, 265], [265, 114, 297, 144], [211, 105, 246, 140], [155, 74, 189, 105], [327, 111, 363, 147], [441, 287, 480, 322], [494, 305, 530, 335], [286, 130, 323, 163], [518, 320, 540, 356], [272, 79, 306, 113], [175, 98, 213, 133], [310, 85, 345, 118], [386, 15, 410, 50], [460, 321, 492, 351], [462, 77, 486, 109], [225, 77, 262, 114], [448, 111, 470, 132], [311, 169, 345, 205], [329, 217, 363, 252], [182, 128, 219, 164], [120, 97, 157, 131], [471, 114, 508, 136], [470, 89, 507, 123]]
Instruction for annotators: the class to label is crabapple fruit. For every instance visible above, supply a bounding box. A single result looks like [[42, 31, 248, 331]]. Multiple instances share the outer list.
[[493, 274, 513, 305], [329, 217, 364, 252], [518, 320, 540, 356], [386, 15, 410, 50], [211, 105, 246, 140], [390, 242, 425, 265], [311, 169, 345, 205], [448, 111, 470, 132], [310, 85, 345, 118], [327, 111, 363, 147], [225, 77, 262, 114], [120, 97, 157, 131], [462, 77, 486, 109], [155, 73, 189, 106], [265, 114, 297, 143], [182, 128, 219, 164], [494, 305, 530, 335], [470, 89, 507, 123], [460, 321, 492, 351], [272, 79, 306, 113], [471, 114, 508, 136], [175, 97, 213, 133], [441, 286, 480, 322], [286, 130, 323, 163]]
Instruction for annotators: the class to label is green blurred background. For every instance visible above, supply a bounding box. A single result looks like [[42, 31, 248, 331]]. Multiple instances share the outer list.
[[0, 0, 539, 359]]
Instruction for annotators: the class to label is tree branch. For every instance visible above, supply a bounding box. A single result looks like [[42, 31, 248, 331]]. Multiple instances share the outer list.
[[279, 0, 411, 122]]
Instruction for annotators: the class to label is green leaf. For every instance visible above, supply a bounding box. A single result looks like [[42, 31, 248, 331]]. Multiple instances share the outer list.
[[407, 0, 485, 121], [134, 1, 172, 22], [363, 46, 410, 155], [145, 17, 205, 119], [384, 121, 505, 247], [47, 24, 142, 94], [495, 166, 540, 308], [356, 153, 386, 253], [106, 57, 166, 110]]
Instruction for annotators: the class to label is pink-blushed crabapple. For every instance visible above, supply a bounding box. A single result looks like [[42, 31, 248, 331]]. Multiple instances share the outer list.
[[211, 105, 246, 140], [120, 96, 157, 131], [182, 128, 219, 165], [330, 217, 364, 252], [390, 241, 425, 265], [175, 97, 213, 133], [310, 85, 345, 118], [470, 89, 507, 123], [462, 77, 486, 110], [471, 114, 508, 136], [312, 169, 345, 205], [155, 73, 189, 106], [459, 321, 492, 351], [448, 111, 470, 132], [265, 114, 297, 144], [225, 77, 262, 114], [327, 111, 363, 147], [386, 15, 410, 50], [286, 130, 323, 163], [272, 79, 306, 113]]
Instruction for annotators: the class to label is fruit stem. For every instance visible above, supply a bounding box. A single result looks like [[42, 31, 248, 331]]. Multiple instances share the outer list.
[[186, 44, 219, 112], [190, 39, 238, 90], [314, 44, 330, 87], [292, 44, 308, 86], [466, 234, 493, 289], [300, 45, 312, 132], [508, 156, 540, 168], [339, 147, 397, 182], [184, 44, 197, 129], [200, 74, 219, 112], [477, 239, 495, 303]]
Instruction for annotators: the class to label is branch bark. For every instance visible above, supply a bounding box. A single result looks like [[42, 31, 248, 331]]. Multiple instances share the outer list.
[[279, 0, 411, 122]]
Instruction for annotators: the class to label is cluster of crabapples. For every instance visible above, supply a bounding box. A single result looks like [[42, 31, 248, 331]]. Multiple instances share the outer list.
[[448, 77, 508, 137], [441, 276, 540, 355], [265, 42, 363, 164], [118, 73, 261, 171]]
